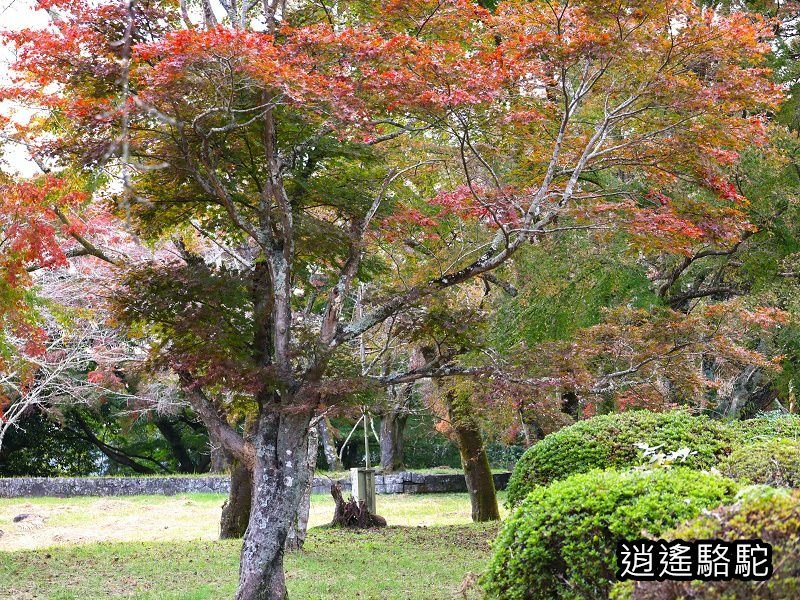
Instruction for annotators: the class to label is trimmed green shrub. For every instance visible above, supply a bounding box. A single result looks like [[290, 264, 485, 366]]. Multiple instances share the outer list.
[[612, 487, 800, 600], [483, 468, 739, 600], [720, 438, 800, 488], [734, 414, 800, 444], [506, 411, 736, 507]]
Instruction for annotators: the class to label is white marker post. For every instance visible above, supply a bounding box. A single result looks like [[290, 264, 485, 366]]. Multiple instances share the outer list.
[[351, 410, 376, 514]]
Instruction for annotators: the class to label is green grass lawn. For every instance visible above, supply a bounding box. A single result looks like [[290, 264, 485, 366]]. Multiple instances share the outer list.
[[0, 493, 504, 599]]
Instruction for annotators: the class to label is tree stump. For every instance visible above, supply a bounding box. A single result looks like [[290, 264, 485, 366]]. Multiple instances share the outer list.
[[329, 483, 387, 528]]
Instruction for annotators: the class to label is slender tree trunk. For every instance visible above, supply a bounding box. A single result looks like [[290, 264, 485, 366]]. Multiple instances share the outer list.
[[561, 390, 580, 420], [220, 459, 252, 539], [155, 416, 198, 473], [285, 425, 319, 551], [445, 391, 500, 522], [518, 409, 545, 447], [379, 383, 411, 472], [235, 408, 313, 600], [317, 418, 341, 472], [379, 409, 407, 472]]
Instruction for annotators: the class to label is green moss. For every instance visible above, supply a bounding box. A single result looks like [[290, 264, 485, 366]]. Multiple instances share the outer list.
[[720, 438, 800, 488], [734, 414, 800, 443], [506, 411, 736, 507], [614, 488, 800, 599], [483, 468, 738, 600]]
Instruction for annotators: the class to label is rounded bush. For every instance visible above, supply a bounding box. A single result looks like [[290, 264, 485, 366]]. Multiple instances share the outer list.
[[734, 414, 800, 444], [612, 488, 800, 600], [720, 438, 800, 488], [483, 468, 739, 600], [506, 410, 736, 507]]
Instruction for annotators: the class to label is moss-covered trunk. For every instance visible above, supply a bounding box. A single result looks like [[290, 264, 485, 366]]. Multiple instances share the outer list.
[[445, 391, 500, 522]]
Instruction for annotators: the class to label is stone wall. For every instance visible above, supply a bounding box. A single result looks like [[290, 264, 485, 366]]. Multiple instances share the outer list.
[[312, 471, 511, 495], [0, 476, 231, 498], [0, 471, 510, 498]]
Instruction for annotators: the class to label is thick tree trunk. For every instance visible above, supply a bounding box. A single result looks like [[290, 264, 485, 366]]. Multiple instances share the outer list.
[[223, 428, 318, 546], [235, 409, 313, 600], [445, 391, 500, 523], [317, 418, 341, 472], [285, 426, 319, 551], [220, 459, 252, 539], [379, 409, 407, 472]]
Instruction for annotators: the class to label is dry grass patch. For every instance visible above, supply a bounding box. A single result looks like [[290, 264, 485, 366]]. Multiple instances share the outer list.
[[0, 492, 500, 552]]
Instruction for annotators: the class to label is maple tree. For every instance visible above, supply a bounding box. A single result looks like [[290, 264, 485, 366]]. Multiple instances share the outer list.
[[0, 0, 782, 597], [478, 0, 800, 430], [481, 133, 800, 433]]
